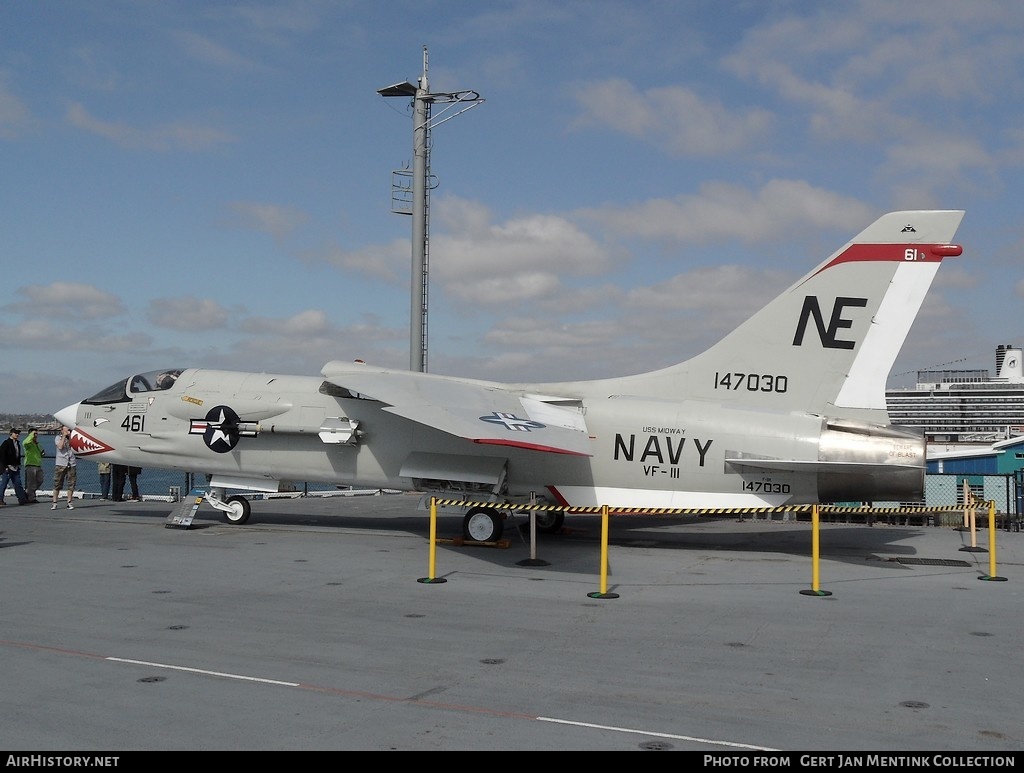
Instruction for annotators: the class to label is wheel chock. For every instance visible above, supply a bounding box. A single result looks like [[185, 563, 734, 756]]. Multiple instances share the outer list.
[[435, 537, 511, 549]]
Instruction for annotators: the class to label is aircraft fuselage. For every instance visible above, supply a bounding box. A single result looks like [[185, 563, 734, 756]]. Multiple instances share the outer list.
[[60, 365, 924, 510]]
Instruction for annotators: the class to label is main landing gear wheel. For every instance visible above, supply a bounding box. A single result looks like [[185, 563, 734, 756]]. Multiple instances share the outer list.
[[534, 510, 565, 534], [223, 495, 251, 525], [463, 507, 504, 543]]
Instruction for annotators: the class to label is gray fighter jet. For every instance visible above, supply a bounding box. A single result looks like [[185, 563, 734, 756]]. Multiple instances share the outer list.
[[55, 209, 965, 542]]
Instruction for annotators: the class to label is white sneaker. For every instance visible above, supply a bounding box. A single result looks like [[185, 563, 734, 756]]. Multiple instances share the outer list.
[[51, 503, 57, 510], [66, 503, 74, 510]]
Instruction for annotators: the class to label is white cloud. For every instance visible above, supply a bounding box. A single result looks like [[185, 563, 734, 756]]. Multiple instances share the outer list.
[[171, 30, 263, 72], [579, 179, 874, 245], [148, 297, 230, 332], [227, 201, 310, 240], [313, 238, 409, 283], [570, 77, 773, 156], [11, 282, 126, 321], [0, 70, 32, 139], [66, 102, 234, 151]]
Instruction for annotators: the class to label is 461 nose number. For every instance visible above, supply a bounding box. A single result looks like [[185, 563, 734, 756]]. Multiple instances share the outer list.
[[121, 415, 146, 432]]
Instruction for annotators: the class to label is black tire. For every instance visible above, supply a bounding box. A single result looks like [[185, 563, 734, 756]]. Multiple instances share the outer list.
[[223, 495, 251, 525], [462, 507, 503, 542], [534, 510, 565, 534]]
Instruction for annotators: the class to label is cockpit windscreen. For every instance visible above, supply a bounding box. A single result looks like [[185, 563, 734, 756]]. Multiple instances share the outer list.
[[84, 368, 183, 404]]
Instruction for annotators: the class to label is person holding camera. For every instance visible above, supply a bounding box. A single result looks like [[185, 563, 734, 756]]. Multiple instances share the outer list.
[[52, 426, 77, 510]]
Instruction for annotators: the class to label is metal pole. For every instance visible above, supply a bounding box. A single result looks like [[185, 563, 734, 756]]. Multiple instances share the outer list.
[[379, 48, 482, 374], [410, 48, 429, 372]]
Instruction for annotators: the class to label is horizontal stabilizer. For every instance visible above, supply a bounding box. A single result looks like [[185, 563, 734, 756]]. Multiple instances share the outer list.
[[725, 457, 921, 473]]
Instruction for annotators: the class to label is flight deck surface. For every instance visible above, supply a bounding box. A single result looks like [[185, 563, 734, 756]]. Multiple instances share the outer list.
[[0, 493, 1020, 752]]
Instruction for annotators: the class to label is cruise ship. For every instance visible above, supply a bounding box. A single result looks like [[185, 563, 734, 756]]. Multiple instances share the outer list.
[[886, 344, 1024, 450]]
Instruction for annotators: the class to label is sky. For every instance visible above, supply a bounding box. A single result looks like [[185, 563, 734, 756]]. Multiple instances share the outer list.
[[2, 0, 1023, 416]]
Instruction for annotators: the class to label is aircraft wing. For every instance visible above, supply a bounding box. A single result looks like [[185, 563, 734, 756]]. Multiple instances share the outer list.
[[321, 361, 592, 456]]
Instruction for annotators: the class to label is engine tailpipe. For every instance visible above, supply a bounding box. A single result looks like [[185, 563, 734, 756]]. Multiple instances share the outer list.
[[816, 421, 926, 503]]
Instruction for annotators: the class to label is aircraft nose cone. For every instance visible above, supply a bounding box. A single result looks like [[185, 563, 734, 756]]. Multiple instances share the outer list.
[[54, 402, 81, 428]]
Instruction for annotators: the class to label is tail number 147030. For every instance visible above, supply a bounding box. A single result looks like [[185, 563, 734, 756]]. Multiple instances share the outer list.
[[715, 372, 789, 392]]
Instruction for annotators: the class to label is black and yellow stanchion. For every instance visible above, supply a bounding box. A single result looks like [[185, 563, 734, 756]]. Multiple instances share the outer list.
[[978, 499, 1007, 583], [800, 504, 832, 597], [416, 496, 1007, 592], [516, 492, 550, 567], [417, 497, 447, 584], [587, 505, 619, 599], [959, 482, 986, 553]]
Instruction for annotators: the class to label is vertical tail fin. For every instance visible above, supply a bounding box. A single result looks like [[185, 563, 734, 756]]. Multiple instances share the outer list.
[[623, 210, 965, 420]]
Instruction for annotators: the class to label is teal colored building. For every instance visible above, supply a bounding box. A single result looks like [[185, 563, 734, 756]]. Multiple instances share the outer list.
[[927, 436, 1024, 475]]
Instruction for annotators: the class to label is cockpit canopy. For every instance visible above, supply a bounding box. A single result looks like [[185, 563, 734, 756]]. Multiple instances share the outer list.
[[84, 368, 184, 404]]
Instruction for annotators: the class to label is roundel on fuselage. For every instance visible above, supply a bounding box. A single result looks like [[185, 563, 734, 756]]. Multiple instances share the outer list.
[[188, 405, 243, 453]]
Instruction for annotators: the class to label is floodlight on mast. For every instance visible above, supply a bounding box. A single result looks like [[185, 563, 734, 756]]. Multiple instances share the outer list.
[[378, 46, 484, 373]]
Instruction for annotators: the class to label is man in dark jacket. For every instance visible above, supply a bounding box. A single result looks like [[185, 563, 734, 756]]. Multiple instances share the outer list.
[[111, 464, 128, 502], [127, 466, 142, 501], [0, 428, 29, 506]]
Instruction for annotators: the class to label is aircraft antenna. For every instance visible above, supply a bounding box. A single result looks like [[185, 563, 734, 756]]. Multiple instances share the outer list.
[[378, 46, 484, 372]]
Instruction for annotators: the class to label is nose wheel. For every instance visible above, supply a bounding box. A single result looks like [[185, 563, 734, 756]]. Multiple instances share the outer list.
[[204, 487, 252, 525], [223, 495, 251, 525]]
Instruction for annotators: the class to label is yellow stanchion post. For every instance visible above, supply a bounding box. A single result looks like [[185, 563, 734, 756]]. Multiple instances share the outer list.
[[960, 487, 986, 554], [417, 496, 447, 584], [800, 504, 832, 597], [962, 480, 970, 530], [979, 500, 1007, 583], [588, 505, 618, 599]]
